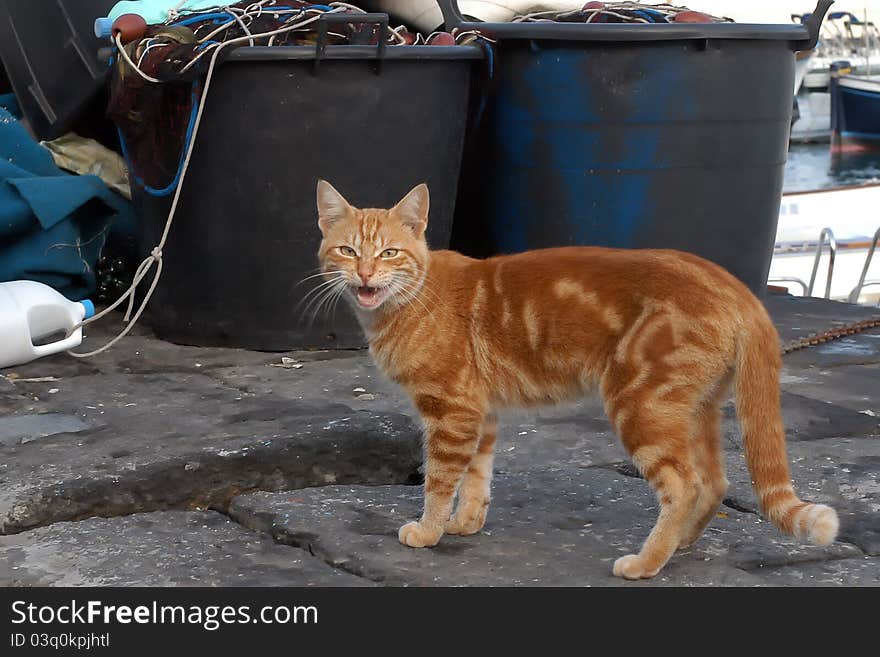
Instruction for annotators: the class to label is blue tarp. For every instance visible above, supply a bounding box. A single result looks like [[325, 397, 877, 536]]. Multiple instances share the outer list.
[[108, 0, 222, 24], [0, 94, 135, 300]]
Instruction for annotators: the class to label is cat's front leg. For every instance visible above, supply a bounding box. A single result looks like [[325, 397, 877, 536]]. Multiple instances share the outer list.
[[446, 413, 497, 536], [398, 397, 484, 548]]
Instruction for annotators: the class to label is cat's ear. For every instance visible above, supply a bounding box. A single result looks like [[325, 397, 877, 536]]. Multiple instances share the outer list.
[[392, 183, 429, 237], [316, 179, 353, 234]]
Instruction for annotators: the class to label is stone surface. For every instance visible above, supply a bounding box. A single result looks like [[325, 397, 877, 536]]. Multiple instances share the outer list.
[[0, 511, 365, 586], [779, 363, 880, 414], [228, 468, 867, 587], [0, 413, 91, 447], [722, 437, 880, 556], [0, 294, 878, 586], [0, 325, 422, 533], [743, 556, 880, 586], [0, 403, 421, 534], [764, 294, 880, 347]]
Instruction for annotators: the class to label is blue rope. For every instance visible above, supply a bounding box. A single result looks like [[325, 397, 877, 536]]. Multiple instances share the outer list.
[[634, 9, 667, 23], [173, 12, 236, 26], [117, 86, 201, 197], [471, 39, 495, 131], [171, 6, 317, 27]]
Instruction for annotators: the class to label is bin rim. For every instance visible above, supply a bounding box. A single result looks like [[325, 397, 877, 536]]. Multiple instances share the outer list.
[[225, 44, 485, 63], [436, 0, 834, 51]]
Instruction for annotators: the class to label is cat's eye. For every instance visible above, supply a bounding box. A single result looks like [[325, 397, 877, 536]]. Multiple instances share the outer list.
[[338, 246, 357, 257], [380, 248, 399, 258]]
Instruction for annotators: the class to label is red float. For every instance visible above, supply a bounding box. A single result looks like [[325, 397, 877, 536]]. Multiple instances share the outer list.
[[111, 13, 147, 44], [428, 32, 456, 46], [672, 11, 713, 23]]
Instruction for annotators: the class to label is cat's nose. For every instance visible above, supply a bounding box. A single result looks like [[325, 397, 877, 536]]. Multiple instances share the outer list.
[[358, 270, 373, 285]]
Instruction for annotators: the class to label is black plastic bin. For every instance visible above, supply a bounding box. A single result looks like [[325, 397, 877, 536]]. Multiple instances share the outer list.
[[0, 0, 117, 141], [440, 0, 832, 295], [132, 34, 482, 351]]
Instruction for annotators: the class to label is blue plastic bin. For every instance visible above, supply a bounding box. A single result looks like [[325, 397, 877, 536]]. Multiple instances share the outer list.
[[442, 0, 832, 294]]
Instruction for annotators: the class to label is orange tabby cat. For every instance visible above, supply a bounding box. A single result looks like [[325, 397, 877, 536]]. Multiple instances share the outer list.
[[314, 180, 839, 580]]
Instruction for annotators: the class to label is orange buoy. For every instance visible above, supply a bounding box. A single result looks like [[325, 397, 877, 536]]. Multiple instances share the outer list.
[[428, 32, 456, 46], [673, 11, 713, 23], [112, 13, 147, 44]]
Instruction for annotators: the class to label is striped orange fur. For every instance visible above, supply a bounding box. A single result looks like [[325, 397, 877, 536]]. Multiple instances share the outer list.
[[314, 180, 839, 580]]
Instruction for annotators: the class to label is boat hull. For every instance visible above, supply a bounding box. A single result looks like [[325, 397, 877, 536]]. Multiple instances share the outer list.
[[831, 74, 880, 153]]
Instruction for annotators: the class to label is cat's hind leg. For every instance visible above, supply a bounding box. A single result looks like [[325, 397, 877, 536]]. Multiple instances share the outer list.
[[612, 410, 701, 579], [446, 413, 497, 536], [398, 395, 484, 548], [679, 390, 730, 549]]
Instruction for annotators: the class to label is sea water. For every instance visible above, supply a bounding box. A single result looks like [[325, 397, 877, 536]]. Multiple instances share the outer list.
[[784, 143, 880, 192]]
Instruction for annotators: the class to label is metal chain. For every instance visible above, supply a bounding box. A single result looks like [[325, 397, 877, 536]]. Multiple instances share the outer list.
[[781, 316, 880, 355]]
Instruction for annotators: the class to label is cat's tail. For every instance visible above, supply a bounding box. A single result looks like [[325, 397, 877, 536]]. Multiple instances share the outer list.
[[734, 317, 838, 546]]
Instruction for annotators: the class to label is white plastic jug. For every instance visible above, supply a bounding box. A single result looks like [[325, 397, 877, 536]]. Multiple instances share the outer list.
[[0, 281, 95, 369]]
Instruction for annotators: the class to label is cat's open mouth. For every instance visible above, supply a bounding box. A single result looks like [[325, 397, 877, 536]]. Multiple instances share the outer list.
[[355, 285, 386, 309]]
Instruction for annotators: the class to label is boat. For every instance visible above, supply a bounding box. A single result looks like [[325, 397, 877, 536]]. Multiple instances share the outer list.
[[830, 65, 880, 153], [790, 9, 880, 143], [769, 181, 880, 304], [792, 75, 834, 142]]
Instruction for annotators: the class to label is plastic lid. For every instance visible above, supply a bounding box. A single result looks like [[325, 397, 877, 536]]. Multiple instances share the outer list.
[[436, 0, 831, 49], [80, 299, 95, 320]]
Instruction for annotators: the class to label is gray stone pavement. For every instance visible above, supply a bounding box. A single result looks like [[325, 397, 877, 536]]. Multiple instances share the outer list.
[[0, 293, 878, 586]]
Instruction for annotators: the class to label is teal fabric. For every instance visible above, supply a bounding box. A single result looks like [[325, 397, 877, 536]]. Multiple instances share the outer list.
[[108, 0, 222, 24], [0, 100, 135, 300]]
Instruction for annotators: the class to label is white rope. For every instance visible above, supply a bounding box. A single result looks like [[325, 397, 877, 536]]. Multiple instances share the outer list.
[[181, 6, 342, 73], [511, 2, 721, 23], [165, 0, 192, 22], [68, 4, 351, 357], [328, 2, 368, 13], [136, 38, 167, 67], [115, 33, 161, 83], [228, 8, 255, 46]]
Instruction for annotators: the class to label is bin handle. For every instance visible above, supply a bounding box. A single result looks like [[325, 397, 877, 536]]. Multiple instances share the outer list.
[[437, 0, 465, 31], [315, 12, 389, 75], [797, 0, 835, 51]]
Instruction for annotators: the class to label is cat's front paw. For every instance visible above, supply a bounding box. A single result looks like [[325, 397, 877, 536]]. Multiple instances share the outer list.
[[612, 554, 659, 580], [398, 521, 442, 548]]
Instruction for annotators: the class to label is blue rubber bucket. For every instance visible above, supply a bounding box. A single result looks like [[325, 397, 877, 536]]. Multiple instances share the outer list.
[[442, 0, 832, 294]]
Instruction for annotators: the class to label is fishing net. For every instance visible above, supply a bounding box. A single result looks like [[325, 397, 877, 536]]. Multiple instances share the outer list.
[[107, 1, 730, 195], [108, 1, 429, 194], [512, 3, 733, 24]]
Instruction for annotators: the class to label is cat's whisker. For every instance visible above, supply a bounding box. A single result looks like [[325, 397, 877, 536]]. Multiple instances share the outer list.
[[394, 278, 430, 306], [301, 289, 345, 332], [402, 276, 442, 307], [297, 275, 346, 308], [295, 269, 347, 286], [313, 278, 349, 313], [327, 284, 349, 321], [391, 276, 436, 319], [392, 273, 440, 313], [299, 277, 349, 322], [295, 275, 348, 312], [309, 283, 350, 329], [303, 278, 347, 315]]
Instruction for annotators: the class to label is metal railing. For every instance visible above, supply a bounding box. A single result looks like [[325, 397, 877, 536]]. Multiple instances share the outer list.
[[848, 227, 880, 304], [807, 227, 837, 299], [767, 276, 809, 296]]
